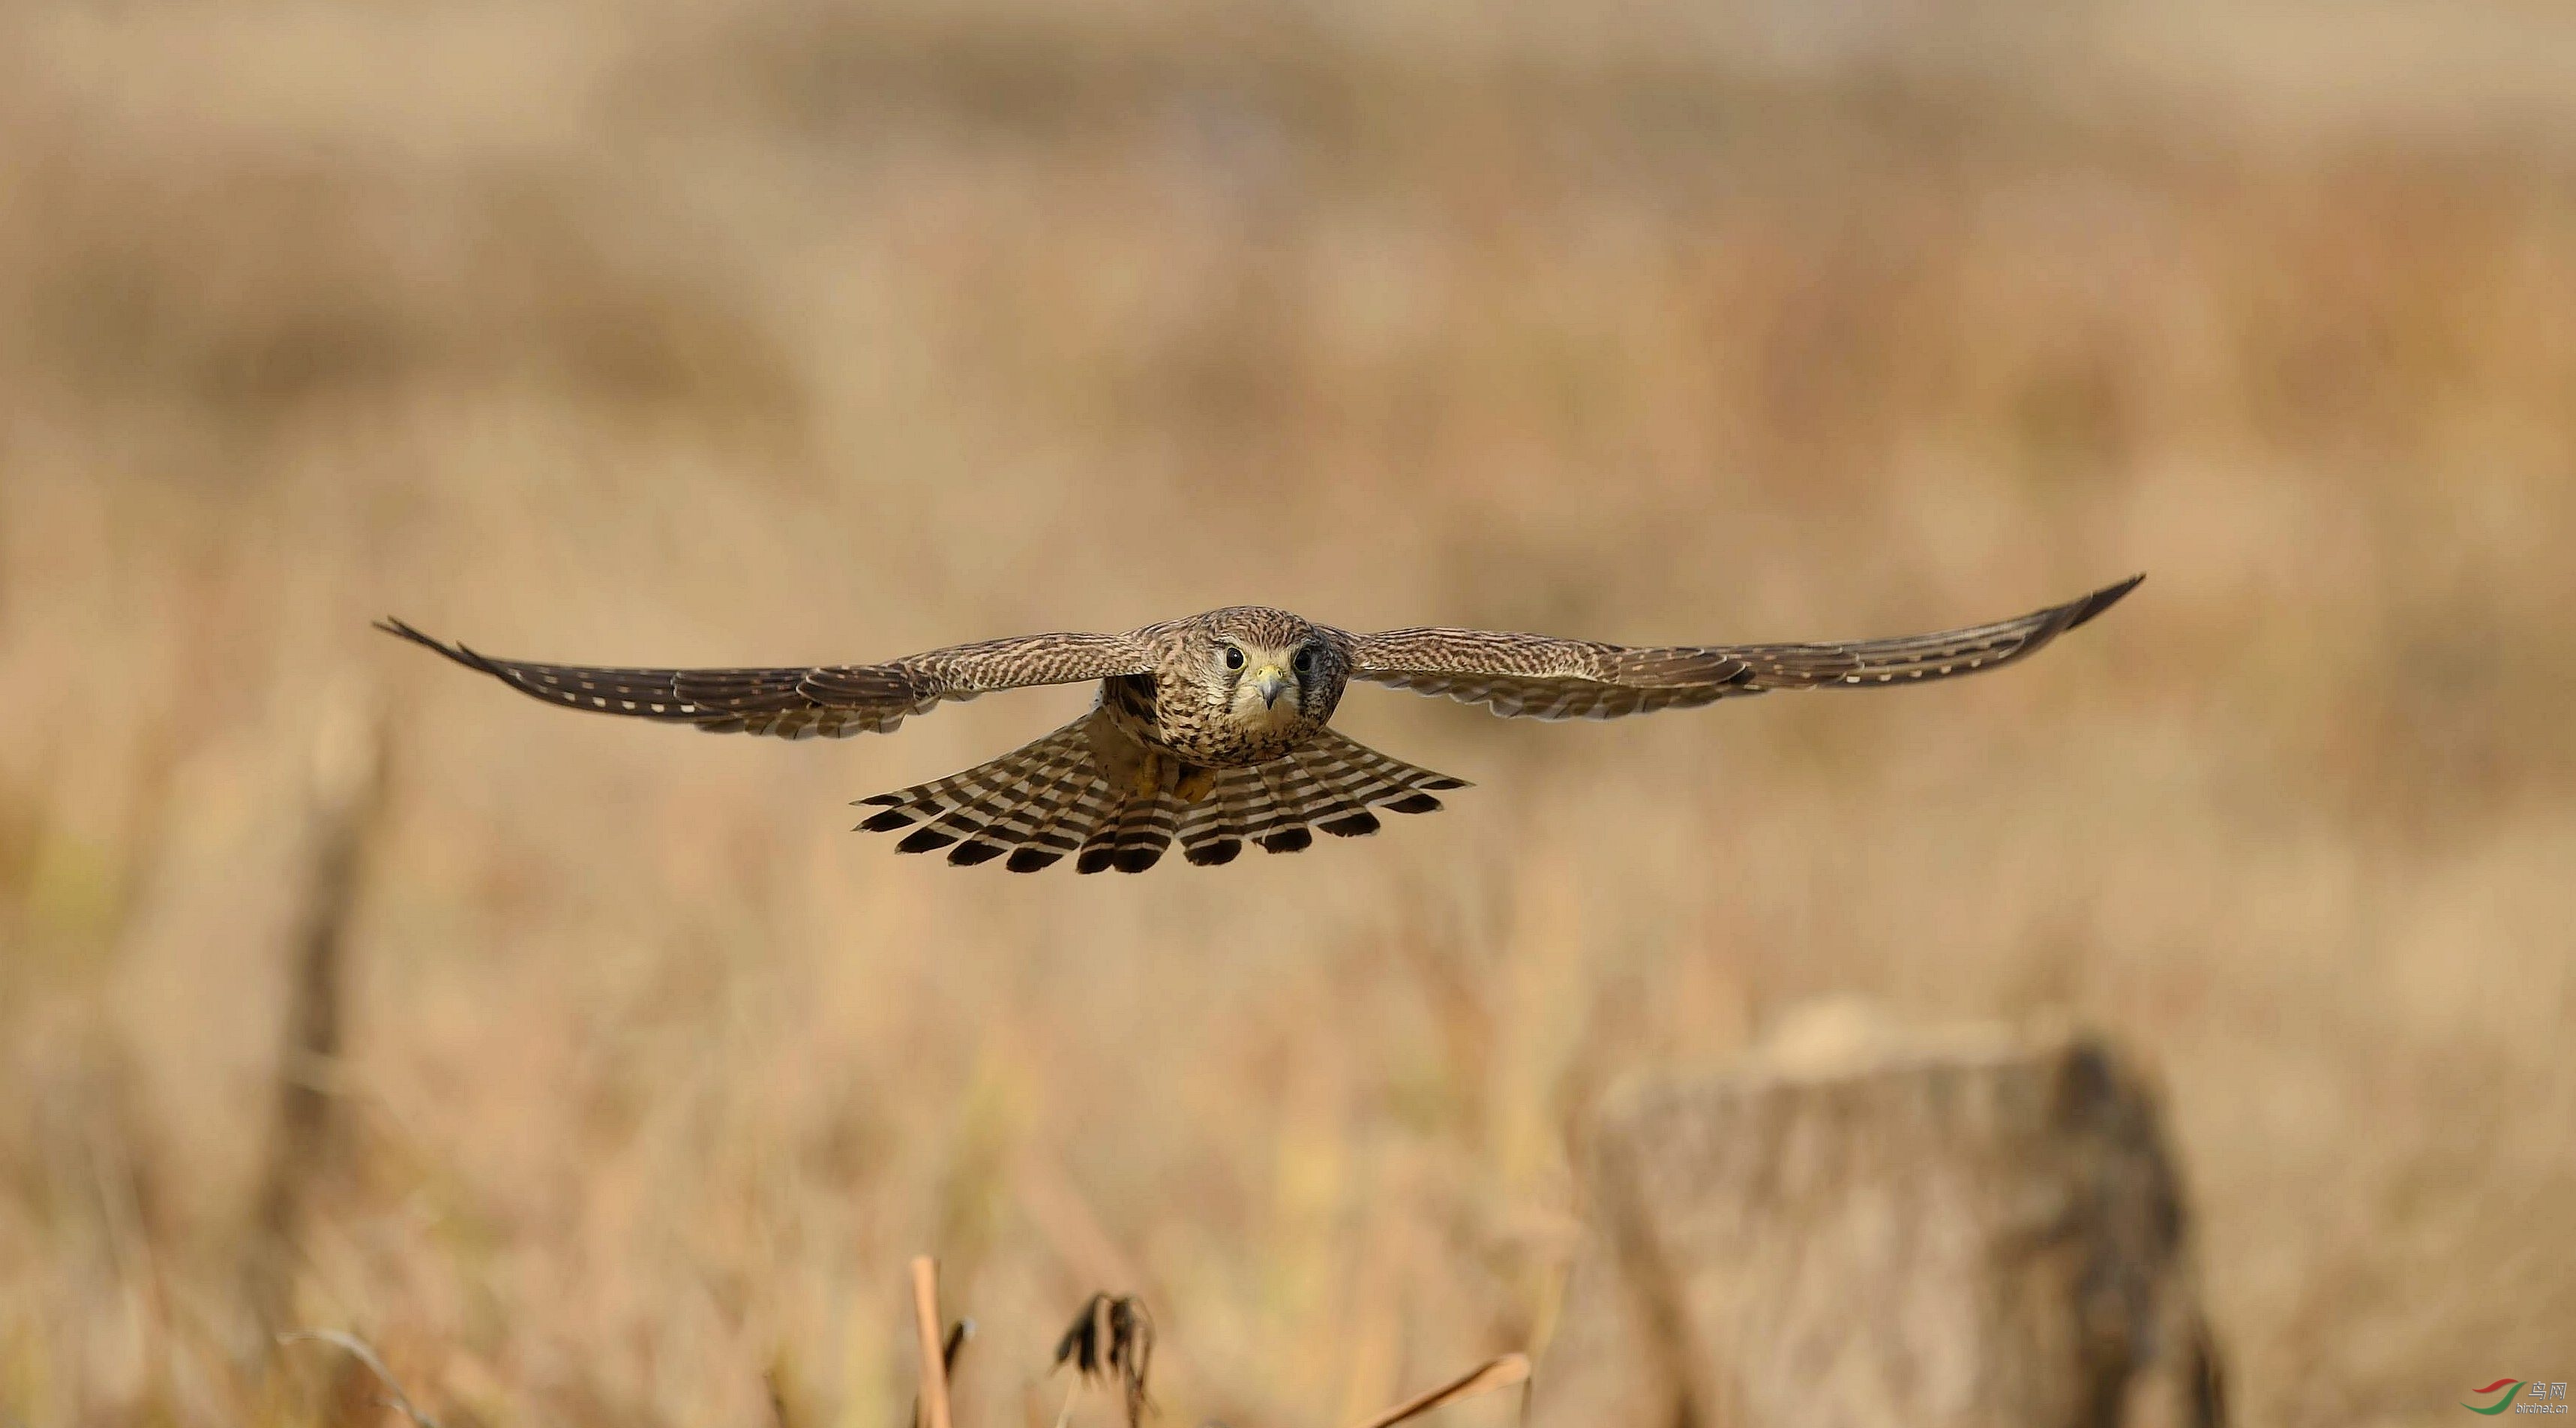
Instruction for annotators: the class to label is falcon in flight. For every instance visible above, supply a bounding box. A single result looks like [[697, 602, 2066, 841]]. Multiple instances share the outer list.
[[380, 575, 2139, 874]]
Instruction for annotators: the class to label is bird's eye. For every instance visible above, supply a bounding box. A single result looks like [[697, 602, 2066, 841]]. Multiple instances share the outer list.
[[1222, 645, 1246, 671], [1292, 646, 1315, 674]]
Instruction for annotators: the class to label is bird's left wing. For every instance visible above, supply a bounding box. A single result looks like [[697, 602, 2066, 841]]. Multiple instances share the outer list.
[[376, 620, 1150, 739], [1342, 575, 2140, 721]]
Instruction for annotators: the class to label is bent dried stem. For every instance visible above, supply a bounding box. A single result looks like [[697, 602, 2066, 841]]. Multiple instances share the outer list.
[[278, 1329, 439, 1428], [1346, 1354, 1531, 1428]]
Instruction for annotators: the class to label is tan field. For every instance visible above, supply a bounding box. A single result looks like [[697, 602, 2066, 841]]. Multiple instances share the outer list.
[[3, 2, 2573, 1424]]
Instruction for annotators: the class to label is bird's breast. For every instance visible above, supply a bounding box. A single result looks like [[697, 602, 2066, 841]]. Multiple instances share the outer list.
[[1156, 707, 1318, 766]]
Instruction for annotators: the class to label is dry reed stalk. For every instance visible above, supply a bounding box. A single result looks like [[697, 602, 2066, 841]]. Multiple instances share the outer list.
[[241, 688, 386, 1339], [913, 1256, 955, 1428], [766, 1364, 799, 1428], [1345, 1354, 1531, 1428]]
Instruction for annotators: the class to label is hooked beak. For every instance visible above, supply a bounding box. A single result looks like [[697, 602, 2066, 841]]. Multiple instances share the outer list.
[[1253, 666, 1291, 708]]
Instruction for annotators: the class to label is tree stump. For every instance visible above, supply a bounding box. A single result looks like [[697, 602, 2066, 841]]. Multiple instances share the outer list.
[[1531, 1006, 2224, 1428]]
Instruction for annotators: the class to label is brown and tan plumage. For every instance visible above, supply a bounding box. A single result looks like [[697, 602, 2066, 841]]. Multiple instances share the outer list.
[[379, 574, 2139, 873]]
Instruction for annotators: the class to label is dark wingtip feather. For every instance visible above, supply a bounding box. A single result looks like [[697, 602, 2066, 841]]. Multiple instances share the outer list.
[[1111, 845, 1165, 874], [1382, 793, 1444, 814], [1318, 811, 1381, 838], [947, 839, 1006, 866], [1075, 847, 1117, 874], [2065, 573, 2146, 631], [853, 793, 907, 808], [375, 617, 501, 675], [1006, 848, 1061, 873], [858, 808, 917, 832]]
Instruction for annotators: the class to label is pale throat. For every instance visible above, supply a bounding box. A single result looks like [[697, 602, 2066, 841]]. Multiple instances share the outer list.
[[1230, 675, 1305, 730]]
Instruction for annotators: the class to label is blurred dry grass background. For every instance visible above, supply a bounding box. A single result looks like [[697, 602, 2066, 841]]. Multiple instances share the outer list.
[[3, 1, 2574, 1424]]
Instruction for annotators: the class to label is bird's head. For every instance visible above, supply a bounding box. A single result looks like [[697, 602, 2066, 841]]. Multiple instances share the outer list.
[[1186, 608, 1345, 733]]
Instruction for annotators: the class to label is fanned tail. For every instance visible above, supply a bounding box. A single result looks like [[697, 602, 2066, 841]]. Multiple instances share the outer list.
[[855, 721, 1467, 873]]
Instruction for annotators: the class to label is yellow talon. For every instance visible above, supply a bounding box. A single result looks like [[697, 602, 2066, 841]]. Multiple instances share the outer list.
[[1132, 753, 1165, 800], [1174, 766, 1218, 804]]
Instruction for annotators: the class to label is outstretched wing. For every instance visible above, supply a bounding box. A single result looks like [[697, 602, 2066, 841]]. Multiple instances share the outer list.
[[1343, 575, 2140, 721], [376, 620, 1150, 739]]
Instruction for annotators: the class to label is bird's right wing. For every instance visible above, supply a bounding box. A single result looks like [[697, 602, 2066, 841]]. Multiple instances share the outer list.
[[376, 621, 1151, 739], [1343, 576, 2140, 721]]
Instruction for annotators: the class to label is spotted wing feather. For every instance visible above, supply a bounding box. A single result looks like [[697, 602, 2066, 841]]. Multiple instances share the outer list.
[[1343, 575, 2140, 720], [377, 619, 1149, 739]]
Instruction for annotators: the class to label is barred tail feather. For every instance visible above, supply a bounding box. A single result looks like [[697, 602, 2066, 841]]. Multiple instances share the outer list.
[[851, 716, 1110, 870], [1176, 772, 1252, 866], [1192, 731, 1466, 863], [855, 722, 1467, 873], [1076, 776, 1183, 874], [1000, 758, 1117, 872], [935, 740, 1095, 866], [1247, 758, 1321, 854]]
